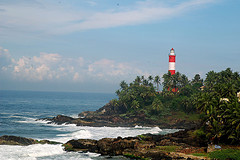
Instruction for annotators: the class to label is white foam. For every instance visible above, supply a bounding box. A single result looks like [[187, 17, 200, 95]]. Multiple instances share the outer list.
[[134, 125, 144, 128], [47, 124, 162, 143], [0, 144, 101, 160], [15, 117, 51, 124], [0, 144, 64, 160], [69, 114, 79, 118], [53, 129, 92, 143]]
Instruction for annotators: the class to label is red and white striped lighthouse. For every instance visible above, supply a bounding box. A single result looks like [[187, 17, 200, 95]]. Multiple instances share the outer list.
[[168, 48, 176, 75]]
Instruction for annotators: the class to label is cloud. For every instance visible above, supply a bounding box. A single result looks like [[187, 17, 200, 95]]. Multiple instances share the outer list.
[[0, 47, 12, 69], [33, 52, 61, 64], [0, 46, 146, 83], [13, 56, 56, 81], [0, 0, 216, 35], [87, 59, 145, 82]]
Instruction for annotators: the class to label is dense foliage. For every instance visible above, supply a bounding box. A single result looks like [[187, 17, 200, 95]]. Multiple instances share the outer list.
[[195, 68, 240, 144], [112, 68, 240, 145], [113, 72, 203, 117]]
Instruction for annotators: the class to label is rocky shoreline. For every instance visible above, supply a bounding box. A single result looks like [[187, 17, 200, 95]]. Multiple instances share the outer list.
[[63, 128, 209, 160], [39, 102, 200, 129], [0, 128, 210, 160]]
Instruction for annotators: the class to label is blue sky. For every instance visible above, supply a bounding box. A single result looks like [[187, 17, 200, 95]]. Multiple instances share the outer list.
[[0, 0, 239, 93]]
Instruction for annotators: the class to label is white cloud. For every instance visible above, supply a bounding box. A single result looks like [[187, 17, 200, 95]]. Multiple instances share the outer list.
[[88, 58, 144, 81], [73, 72, 83, 82], [0, 46, 146, 83], [0, 47, 12, 69], [33, 52, 61, 65], [0, 0, 216, 35]]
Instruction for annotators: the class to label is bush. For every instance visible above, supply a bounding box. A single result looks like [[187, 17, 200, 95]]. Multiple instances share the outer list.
[[208, 149, 240, 160]]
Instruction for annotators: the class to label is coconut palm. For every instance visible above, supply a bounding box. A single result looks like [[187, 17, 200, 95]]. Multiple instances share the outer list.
[[154, 75, 161, 92]]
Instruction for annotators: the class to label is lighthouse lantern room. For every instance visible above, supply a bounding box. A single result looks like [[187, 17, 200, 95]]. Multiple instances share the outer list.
[[168, 48, 176, 75]]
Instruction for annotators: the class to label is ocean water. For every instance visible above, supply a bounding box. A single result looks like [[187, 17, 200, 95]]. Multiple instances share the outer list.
[[0, 90, 178, 160]]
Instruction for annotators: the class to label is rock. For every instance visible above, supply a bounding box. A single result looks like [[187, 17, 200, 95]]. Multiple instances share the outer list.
[[40, 105, 200, 129], [50, 115, 74, 124], [0, 135, 61, 146], [64, 139, 98, 152], [63, 128, 210, 160], [95, 103, 127, 116], [0, 135, 37, 145]]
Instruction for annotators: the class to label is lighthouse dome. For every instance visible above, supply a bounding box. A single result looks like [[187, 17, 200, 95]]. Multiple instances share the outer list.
[[169, 48, 175, 55]]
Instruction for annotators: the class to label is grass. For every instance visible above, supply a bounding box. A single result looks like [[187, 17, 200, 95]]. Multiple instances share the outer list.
[[137, 135, 148, 139], [62, 143, 74, 151], [156, 146, 179, 152], [124, 153, 148, 160], [172, 111, 200, 121], [208, 149, 240, 160]]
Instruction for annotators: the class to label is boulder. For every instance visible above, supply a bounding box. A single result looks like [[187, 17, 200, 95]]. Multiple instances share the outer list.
[[51, 115, 74, 124], [64, 139, 98, 152], [0, 135, 37, 145], [0, 135, 61, 146]]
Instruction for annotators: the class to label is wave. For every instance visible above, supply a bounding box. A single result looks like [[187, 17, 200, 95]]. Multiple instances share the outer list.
[[47, 124, 163, 143], [0, 144, 64, 160], [14, 117, 51, 124], [13, 117, 168, 144], [0, 144, 101, 160]]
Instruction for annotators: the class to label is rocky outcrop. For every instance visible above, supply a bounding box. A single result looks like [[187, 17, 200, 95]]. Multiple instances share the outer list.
[[39, 101, 200, 129], [63, 129, 208, 160], [0, 135, 61, 146], [41, 113, 199, 129], [0, 135, 37, 145]]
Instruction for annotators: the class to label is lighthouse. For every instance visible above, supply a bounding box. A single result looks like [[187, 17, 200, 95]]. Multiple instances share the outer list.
[[168, 48, 176, 75]]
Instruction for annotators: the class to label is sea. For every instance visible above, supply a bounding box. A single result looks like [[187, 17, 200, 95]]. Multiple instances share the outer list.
[[0, 90, 179, 160]]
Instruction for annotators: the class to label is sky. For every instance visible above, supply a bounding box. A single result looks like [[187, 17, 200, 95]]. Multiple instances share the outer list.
[[0, 0, 240, 93]]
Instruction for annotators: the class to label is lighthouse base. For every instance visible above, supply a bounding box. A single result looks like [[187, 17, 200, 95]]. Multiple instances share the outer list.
[[169, 70, 175, 75]]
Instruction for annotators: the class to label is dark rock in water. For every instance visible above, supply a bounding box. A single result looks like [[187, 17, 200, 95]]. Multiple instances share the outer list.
[[0, 135, 37, 145], [0, 135, 61, 146], [50, 115, 74, 125], [63, 139, 98, 152], [38, 115, 75, 125]]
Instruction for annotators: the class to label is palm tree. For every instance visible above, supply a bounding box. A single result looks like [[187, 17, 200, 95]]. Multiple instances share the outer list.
[[134, 76, 141, 85], [141, 75, 145, 82], [120, 81, 128, 90], [148, 75, 153, 82], [154, 75, 161, 92], [205, 71, 217, 91], [192, 74, 203, 85], [143, 79, 149, 86], [180, 74, 189, 88], [162, 71, 172, 91]]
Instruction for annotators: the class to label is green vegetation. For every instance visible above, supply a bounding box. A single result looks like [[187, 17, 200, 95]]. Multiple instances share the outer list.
[[208, 149, 240, 160], [195, 68, 240, 144], [114, 73, 203, 118], [113, 68, 240, 145], [124, 153, 148, 160], [137, 135, 148, 139], [63, 143, 74, 151]]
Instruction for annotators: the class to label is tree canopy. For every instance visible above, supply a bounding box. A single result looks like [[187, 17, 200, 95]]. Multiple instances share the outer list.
[[112, 68, 240, 144]]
